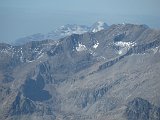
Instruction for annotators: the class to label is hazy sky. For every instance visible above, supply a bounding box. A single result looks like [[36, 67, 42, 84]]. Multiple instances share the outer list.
[[0, 0, 160, 43]]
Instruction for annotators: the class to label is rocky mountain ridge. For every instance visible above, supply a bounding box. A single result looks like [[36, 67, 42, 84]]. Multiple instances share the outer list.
[[0, 23, 160, 120], [14, 21, 109, 45]]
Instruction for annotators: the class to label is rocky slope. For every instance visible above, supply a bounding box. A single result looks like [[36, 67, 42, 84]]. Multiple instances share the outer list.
[[0, 23, 160, 120]]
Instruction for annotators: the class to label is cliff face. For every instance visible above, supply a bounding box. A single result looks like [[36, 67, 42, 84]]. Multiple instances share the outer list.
[[0, 24, 160, 120], [125, 98, 160, 120]]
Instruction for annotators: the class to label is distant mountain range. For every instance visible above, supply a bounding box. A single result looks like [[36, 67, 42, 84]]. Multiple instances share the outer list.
[[0, 22, 160, 120], [14, 21, 109, 45]]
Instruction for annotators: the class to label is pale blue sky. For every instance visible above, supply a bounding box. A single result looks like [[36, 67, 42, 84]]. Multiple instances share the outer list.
[[0, 0, 160, 43]]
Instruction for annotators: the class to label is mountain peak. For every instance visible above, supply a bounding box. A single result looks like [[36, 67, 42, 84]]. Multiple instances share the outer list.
[[95, 20, 106, 25], [90, 21, 109, 33]]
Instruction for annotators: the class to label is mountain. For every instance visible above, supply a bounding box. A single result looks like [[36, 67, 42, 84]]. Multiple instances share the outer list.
[[90, 21, 109, 32], [14, 33, 45, 45], [0, 23, 160, 120], [14, 21, 109, 45], [46, 24, 90, 39]]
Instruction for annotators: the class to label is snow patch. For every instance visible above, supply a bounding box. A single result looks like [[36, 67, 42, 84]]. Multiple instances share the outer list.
[[0, 49, 10, 55], [20, 49, 24, 62], [115, 41, 136, 48], [97, 56, 106, 61], [37, 53, 44, 59], [92, 21, 107, 33], [93, 41, 99, 49], [115, 41, 136, 55], [89, 49, 96, 56], [76, 43, 87, 52], [152, 47, 159, 54], [20, 56, 24, 62], [26, 59, 35, 63]]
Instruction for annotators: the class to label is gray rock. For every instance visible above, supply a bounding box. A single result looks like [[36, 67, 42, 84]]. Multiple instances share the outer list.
[[0, 23, 160, 120]]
